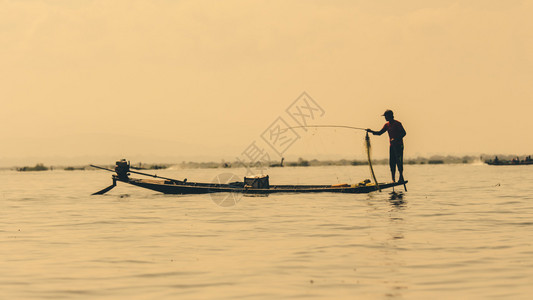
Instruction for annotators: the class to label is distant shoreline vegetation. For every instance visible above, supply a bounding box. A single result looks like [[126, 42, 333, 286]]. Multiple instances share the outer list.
[[15, 163, 172, 172], [9, 155, 504, 171], [17, 163, 50, 172], [180, 155, 483, 168]]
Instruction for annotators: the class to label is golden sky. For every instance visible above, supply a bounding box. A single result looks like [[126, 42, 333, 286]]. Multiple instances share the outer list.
[[1, 0, 532, 165]]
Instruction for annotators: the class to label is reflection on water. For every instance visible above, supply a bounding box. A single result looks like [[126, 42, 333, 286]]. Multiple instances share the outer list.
[[1, 165, 533, 299], [384, 191, 408, 298], [388, 191, 406, 207]]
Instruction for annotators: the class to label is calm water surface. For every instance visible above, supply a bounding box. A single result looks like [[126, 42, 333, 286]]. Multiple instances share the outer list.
[[1, 164, 532, 299]]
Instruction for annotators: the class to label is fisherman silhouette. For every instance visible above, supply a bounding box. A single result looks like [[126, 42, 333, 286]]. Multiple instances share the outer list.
[[367, 110, 407, 183]]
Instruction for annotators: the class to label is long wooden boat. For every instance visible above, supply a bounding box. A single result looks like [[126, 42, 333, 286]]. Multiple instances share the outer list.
[[121, 176, 406, 194], [91, 163, 407, 195]]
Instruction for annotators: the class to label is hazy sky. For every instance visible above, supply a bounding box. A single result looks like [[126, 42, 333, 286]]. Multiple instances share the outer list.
[[1, 0, 532, 165]]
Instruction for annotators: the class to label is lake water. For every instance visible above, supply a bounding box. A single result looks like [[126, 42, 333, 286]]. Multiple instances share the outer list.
[[1, 164, 532, 299]]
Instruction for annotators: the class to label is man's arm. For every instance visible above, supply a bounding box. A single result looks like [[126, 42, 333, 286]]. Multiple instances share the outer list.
[[366, 124, 387, 136]]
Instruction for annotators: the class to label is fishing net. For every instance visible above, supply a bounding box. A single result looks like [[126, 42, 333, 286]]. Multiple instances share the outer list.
[[365, 132, 381, 191]]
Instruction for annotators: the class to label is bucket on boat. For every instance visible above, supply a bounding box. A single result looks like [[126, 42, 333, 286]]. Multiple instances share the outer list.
[[244, 175, 270, 189]]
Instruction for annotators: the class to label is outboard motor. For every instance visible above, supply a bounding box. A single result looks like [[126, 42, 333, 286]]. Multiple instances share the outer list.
[[115, 159, 130, 180]]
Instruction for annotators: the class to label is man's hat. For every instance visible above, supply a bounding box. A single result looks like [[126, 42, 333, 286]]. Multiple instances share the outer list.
[[382, 109, 393, 116]]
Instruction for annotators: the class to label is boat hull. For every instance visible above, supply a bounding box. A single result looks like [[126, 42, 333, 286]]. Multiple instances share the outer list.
[[119, 176, 407, 194]]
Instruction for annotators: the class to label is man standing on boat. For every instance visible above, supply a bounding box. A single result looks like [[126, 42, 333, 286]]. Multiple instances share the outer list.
[[367, 110, 407, 183]]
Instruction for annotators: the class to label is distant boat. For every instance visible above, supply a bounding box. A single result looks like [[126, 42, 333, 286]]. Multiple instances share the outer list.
[[485, 156, 533, 166], [485, 161, 533, 166]]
